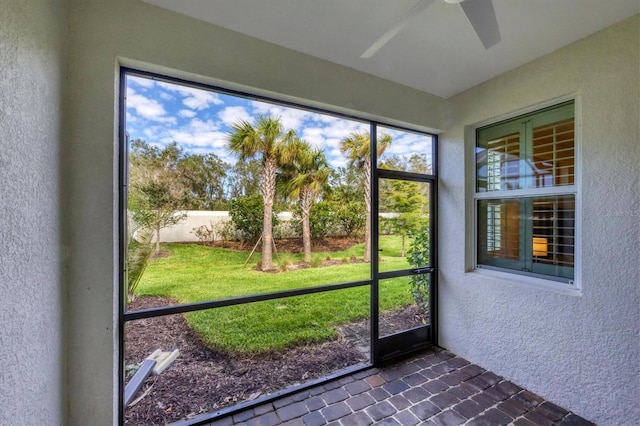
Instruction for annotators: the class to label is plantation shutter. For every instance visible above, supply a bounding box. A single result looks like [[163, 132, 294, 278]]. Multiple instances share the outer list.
[[532, 117, 575, 188]]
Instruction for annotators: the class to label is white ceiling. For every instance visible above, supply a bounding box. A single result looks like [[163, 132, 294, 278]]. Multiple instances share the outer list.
[[142, 0, 639, 98]]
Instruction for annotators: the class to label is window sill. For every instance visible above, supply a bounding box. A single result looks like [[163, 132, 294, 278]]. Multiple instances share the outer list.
[[468, 267, 582, 296]]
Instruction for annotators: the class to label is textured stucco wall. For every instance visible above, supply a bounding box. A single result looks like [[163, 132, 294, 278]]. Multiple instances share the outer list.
[[439, 15, 639, 425], [63, 0, 444, 424], [0, 1, 65, 424]]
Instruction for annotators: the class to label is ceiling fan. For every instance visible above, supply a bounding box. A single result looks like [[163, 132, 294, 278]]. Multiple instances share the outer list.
[[361, 0, 501, 58]]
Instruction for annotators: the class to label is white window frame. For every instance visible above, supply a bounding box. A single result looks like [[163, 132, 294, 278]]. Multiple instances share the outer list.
[[467, 96, 582, 295]]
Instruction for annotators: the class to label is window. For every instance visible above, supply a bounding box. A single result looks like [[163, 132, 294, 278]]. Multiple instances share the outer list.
[[475, 101, 576, 283]]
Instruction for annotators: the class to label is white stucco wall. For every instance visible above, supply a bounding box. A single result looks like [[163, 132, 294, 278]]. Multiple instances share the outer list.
[[63, 0, 444, 424], [439, 15, 639, 425], [0, 1, 65, 424]]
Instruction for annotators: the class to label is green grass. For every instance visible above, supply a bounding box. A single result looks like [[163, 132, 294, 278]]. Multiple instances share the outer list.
[[136, 236, 415, 353]]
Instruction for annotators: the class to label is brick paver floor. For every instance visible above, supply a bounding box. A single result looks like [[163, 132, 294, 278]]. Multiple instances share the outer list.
[[178, 348, 596, 426]]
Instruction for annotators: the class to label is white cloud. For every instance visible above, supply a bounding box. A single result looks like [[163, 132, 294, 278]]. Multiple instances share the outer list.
[[385, 133, 432, 156], [218, 106, 251, 126], [250, 100, 318, 131], [189, 118, 220, 132], [300, 127, 324, 148], [128, 75, 155, 89], [164, 118, 228, 148], [126, 112, 138, 123], [126, 87, 176, 124], [157, 81, 223, 110], [143, 126, 165, 142], [179, 109, 197, 118], [158, 92, 174, 101]]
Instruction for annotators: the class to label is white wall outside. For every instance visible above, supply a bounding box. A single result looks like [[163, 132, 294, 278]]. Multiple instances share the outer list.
[[156, 211, 295, 243], [156, 211, 398, 243]]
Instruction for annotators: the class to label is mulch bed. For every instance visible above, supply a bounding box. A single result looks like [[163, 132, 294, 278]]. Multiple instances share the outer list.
[[197, 236, 364, 253], [124, 297, 366, 425]]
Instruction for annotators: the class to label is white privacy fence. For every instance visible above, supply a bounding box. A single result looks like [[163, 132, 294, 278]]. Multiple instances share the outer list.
[[156, 211, 296, 243], [141, 210, 403, 243]]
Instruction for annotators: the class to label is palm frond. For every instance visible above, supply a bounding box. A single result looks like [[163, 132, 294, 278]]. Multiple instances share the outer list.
[[228, 120, 257, 160], [126, 226, 154, 302]]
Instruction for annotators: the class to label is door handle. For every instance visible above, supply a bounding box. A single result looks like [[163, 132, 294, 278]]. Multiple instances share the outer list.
[[411, 267, 434, 274]]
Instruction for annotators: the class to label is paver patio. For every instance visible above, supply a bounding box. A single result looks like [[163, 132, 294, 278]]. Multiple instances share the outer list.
[[176, 347, 595, 426]]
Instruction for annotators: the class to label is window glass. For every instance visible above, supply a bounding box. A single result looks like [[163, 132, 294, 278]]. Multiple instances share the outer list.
[[477, 196, 575, 281], [476, 127, 521, 192], [476, 102, 574, 192], [532, 116, 575, 187]]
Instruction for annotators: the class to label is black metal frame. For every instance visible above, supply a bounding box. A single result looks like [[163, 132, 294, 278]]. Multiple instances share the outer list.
[[371, 124, 439, 365], [118, 66, 438, 425]]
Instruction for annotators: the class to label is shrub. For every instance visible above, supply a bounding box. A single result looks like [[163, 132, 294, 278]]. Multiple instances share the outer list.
[[310, 255, 324, 268], [334, 201, 365, 237], [279, 257, 293, 272], [379, 216, 396, 236], [293, 201, 336, 239], [407, 224, 430, 317], [229, 195, 279, 243], [191, 221, 217, 245], [217, 220, 238, 242], [292, 200, 365, 239]]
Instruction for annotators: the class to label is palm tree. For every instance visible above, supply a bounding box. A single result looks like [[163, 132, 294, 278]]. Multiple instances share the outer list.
[[340, 131, 392, 262], [280, 139, 331, 263], [228, 116, 296, 271]]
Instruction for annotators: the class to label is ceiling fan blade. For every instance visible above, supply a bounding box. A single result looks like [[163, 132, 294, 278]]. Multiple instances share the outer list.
[[459, 0, 501, 49], [361, 0, 436, 58]]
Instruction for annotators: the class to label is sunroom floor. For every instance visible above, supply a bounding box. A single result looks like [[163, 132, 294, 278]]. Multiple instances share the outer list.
[[183, 347, 595, 426]]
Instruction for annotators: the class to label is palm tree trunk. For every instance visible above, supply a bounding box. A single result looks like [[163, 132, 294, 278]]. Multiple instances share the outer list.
[[301, 187, 312, 263], [363, 158, 372, 263], [261, 156, 276, 271], [154, 213, 161, 254]]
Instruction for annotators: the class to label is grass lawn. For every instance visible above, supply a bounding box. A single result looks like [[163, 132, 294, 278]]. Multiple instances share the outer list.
[[135, 236, 416, 353]]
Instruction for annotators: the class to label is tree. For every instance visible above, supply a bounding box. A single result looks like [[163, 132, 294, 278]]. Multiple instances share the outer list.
[[325, 165, 365, 205], [128, 139, 187, 254], [226, 159, 262, 200], [177, 153, 229, 210], [227, 116, 296, 271], [280, 139, 331, 262], [340, 131, 392, 262], [381, 179, 428, 257]]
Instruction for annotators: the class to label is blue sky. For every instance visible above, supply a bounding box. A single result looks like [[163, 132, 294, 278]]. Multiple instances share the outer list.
[[125, 75, 433, 169]]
